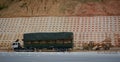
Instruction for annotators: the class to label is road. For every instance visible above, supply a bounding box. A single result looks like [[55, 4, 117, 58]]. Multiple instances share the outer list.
[[0, 52, 120, 62]]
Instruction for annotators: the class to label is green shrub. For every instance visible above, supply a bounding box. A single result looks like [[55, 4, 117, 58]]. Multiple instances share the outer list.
[[0, 5, 8, 10]]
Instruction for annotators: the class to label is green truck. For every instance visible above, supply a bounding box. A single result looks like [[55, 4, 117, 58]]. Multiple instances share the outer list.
[[22, 32, 73, 52]]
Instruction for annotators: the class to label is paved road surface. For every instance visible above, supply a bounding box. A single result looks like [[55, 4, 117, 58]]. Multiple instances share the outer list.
[[0, 52, 120, 62]]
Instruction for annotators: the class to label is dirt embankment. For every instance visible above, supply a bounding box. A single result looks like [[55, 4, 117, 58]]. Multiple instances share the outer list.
[[0, 0, 120, 17]]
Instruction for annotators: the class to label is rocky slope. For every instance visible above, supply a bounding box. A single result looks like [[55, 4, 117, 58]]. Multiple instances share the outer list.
[[0, 0, 120, 17]]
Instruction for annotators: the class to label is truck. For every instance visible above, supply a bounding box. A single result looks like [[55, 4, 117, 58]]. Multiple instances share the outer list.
[[13, 32, 73, 52]]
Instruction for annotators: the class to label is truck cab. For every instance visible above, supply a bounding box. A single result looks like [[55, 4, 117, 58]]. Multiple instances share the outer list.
[[12, 40, 22, 51]]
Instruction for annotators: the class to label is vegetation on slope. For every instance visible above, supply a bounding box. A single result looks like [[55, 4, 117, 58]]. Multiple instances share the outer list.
[[0, 0, 120, 17]]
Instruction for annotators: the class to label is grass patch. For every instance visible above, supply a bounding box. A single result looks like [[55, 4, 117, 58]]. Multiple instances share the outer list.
[[20, 2, 27, 8], [60, 1, 79, 13]]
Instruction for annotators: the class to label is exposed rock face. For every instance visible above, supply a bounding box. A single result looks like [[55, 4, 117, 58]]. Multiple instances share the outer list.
[[0, 0, 120, 17]]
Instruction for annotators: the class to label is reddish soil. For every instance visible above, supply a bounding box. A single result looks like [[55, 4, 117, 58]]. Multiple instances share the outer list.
[[0, 0, 120, 17]]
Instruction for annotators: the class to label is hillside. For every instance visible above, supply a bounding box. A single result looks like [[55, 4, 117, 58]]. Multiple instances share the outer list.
[[0, 0, 120, 17]]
